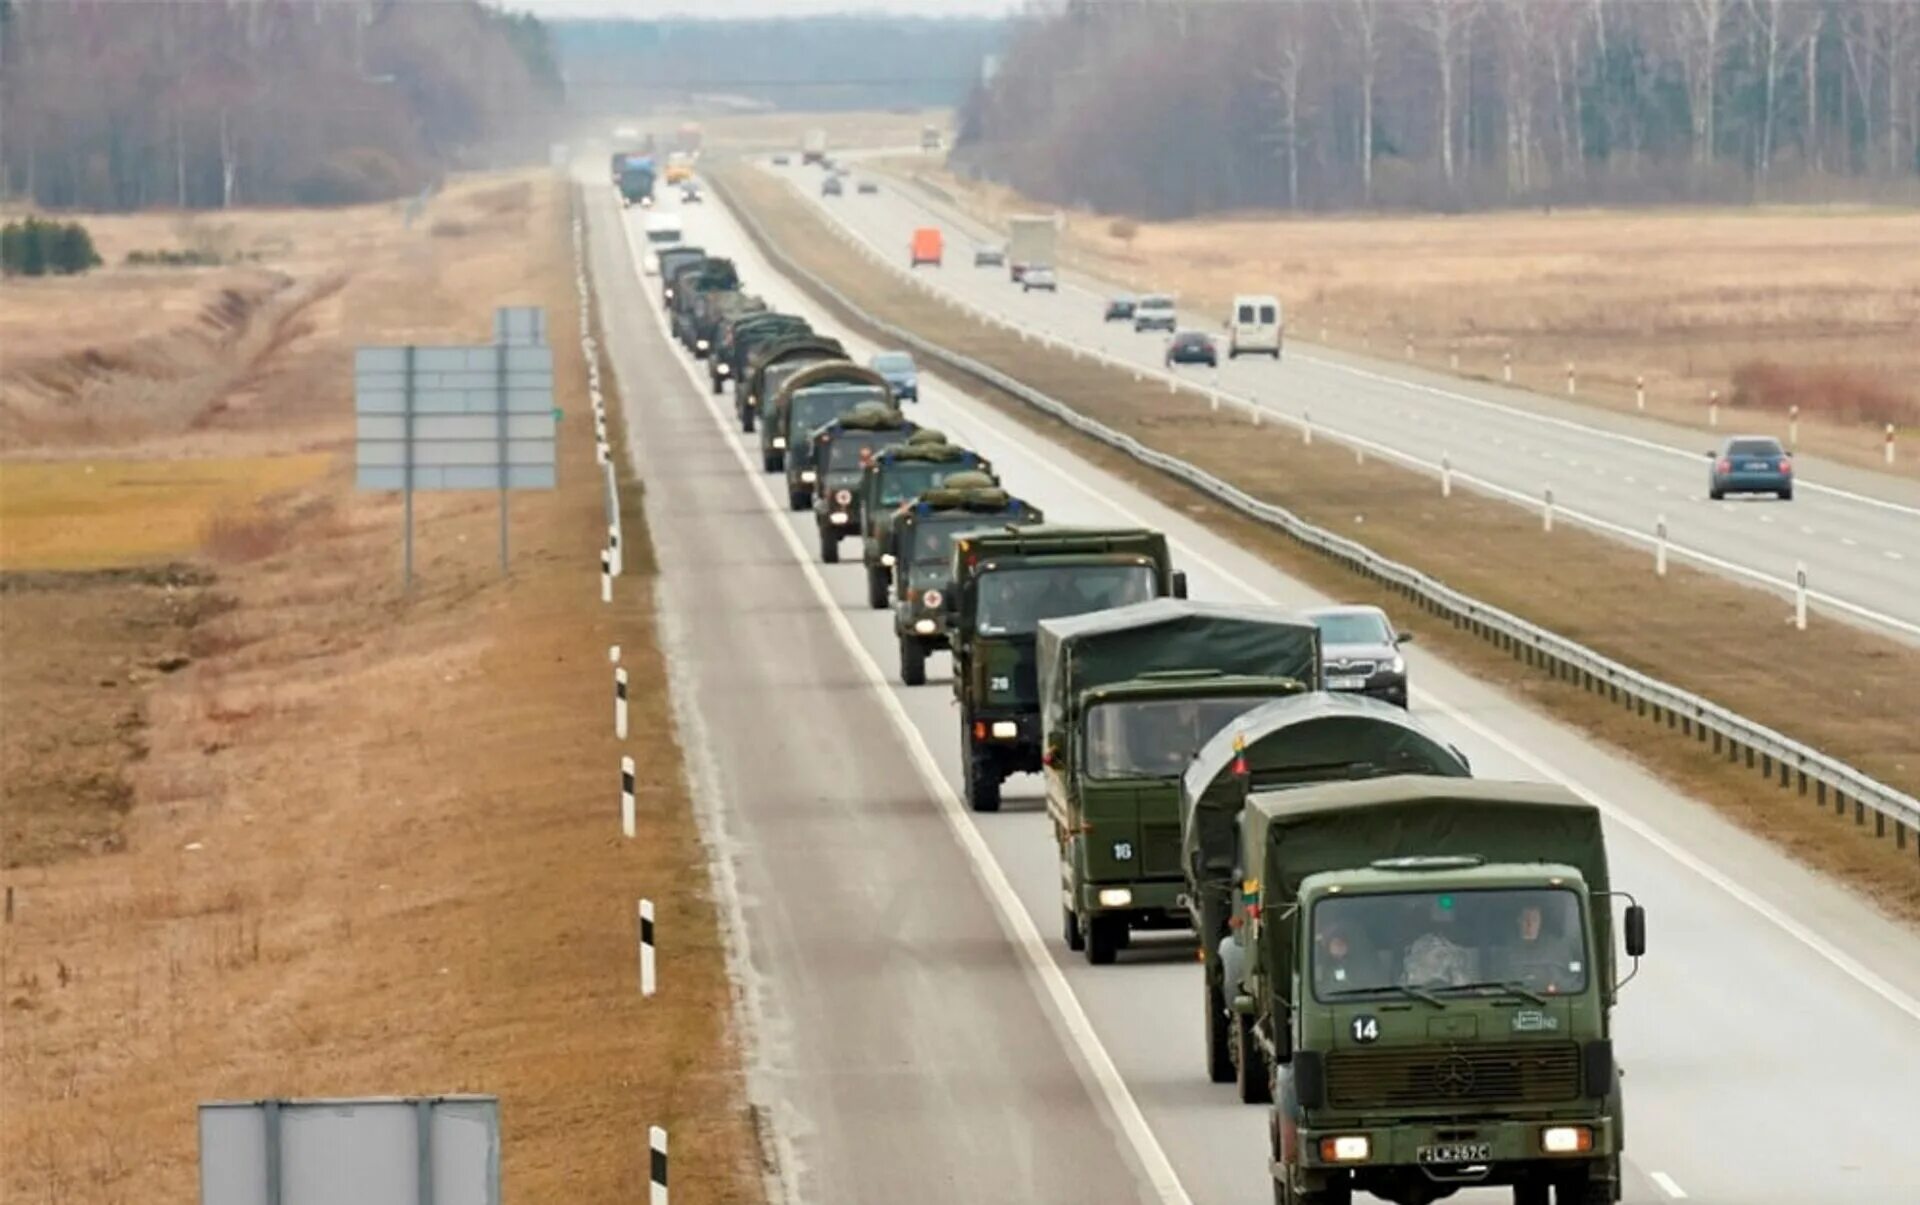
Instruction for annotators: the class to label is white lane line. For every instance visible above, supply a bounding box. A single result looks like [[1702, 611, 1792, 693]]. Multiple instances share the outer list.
[[1889, 550, 1906, 561], [1842, 537, 1859, 547], [611, 198, 1195, 1205], [1651, 1170, 1689, 1198]]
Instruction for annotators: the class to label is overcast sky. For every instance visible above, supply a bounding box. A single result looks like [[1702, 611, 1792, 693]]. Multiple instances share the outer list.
[[509, 0, 1019, 17]]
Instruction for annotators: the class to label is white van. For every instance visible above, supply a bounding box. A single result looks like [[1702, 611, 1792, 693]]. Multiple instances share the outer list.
[[642, 211, 683, 247], [1228, 294, 1283, 359]]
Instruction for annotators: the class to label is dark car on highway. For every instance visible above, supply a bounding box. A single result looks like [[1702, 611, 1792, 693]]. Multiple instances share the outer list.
[[1306, 604, 1411, 708], [974, 245, 1005, 268], [870, 350, 919, 403], [1708, 435, 1793, 500], [822, 176, 843, 197], [1165, 330, 1217, 367], [1104, 296, 1136, 322]]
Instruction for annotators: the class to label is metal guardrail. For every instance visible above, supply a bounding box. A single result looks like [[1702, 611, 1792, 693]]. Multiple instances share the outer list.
[[713, 169, 1920, 854]]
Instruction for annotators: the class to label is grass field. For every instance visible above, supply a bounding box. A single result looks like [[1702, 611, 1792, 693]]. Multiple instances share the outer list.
[[718, 160, 1920, 928], [897, 163, 1920, 481], [0, 176, 765, 1201]]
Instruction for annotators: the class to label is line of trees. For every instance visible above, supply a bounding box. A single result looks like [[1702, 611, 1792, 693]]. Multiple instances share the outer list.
[[956, 0, 1920, 216], [0, 0, 564, 212]]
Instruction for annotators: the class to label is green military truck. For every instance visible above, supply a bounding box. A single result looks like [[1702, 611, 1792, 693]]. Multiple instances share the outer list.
[[691, 290, 764, 362], [1037, 601, 1320, 965], [1181, 693, 1471, 1101], [658, 246, 705, 306], [810, 404, 919, 562], [770, 363, 893, 507], [945, 526, 1186, 812], [712, 310, 807, 396], [858, 440, 995, 608], [741, 334, 844, 438], [889, 479, 1040, 687], [1230, 776, 1643, 1205], [669, 257, 739, 351]]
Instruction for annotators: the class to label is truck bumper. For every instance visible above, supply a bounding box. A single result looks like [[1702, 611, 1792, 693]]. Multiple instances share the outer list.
[[1076, 877, 1186, 923], [1284, 1115, 1618, 1194]]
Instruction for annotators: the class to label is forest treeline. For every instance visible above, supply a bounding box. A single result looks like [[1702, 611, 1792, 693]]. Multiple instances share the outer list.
[[0, 0, 563, 211], [956, 0, 1920, 217]]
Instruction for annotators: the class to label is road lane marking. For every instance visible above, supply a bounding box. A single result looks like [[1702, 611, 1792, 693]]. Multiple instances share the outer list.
[[1652, 1171, 1689, 1198], [610, 197, 1196, 1205]]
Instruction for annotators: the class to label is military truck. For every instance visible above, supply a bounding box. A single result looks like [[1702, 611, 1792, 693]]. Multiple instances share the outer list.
[[1231, 776, 1643, 1205], [810, 404, 919, 563], [718, 312, 811, 400], [742, 334, 845, 439], [668, 257, 739, 351], [1037, 601, 1320, 965], [889, 480, 1040, 686], [690, 290, 764, 362], [1180, 693, 1471, 1100], [858, 441, 993, 609], [658, 247, 706, 307], [771, 363, 894, 508], [945, 527, 1187, 812]]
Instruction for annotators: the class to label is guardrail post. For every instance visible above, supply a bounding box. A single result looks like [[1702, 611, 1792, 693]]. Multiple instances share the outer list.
[[1656, 514, 1668, 576], [1794, 562, 1808, 631], [1502, 351, 1512, 384], [1543, 487, 1555, 532], [1635, 375, 1645, 411]]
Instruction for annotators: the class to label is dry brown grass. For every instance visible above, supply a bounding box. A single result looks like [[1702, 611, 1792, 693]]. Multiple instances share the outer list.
[[698, 107, 947, 155], [900, 163, 1920, 481], [0, 174, 764, 1202], [718, 161, 1920, 926]]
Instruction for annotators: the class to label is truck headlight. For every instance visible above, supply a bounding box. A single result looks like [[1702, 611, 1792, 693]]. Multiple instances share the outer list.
[[717, 363, 730, 375], [695, 338, 708, 350], [833, 489, 853, 505], [880, 553, 895, 567], [829, 512, 848, 524], [1097, 887, 1133, 907], [773, 436, 787, 449], [1541, 1126, 1593, 1155], [990, 720, 1017, 739], [913, 618, 936, 635], [800, 470, 816, 483], [1319, 1136, 1371, 1163]]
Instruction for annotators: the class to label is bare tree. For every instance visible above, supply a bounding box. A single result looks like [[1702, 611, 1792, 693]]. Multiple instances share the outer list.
[[1261, 4, 1309, 209], [1338, 0, 1383, 203], [1747, 0, 1820, 183], [1413, 0, 1481, 191], [1670, 0, 1731, 170]]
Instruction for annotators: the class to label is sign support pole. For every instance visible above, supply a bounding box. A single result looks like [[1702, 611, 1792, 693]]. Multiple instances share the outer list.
[[403, 345, 416, 593]]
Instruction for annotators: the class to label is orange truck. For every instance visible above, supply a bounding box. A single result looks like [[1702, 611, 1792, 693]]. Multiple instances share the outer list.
[[909, 227, 943, 268]]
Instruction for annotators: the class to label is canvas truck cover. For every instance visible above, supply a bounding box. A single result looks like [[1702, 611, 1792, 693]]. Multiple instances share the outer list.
[[959, 525, 1168, 566], [1243, 775, 1615, 1000], [1181, 692, 1470, 889], [776, 361, 889, 410], [1037, 601, 1319, 746], [747, 335, 844, 399]]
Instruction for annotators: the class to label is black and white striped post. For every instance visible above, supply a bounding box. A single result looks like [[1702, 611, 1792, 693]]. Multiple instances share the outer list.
[[621, 756, 636, 839], [615, 667, 629, 740], [608, 525, 623, 577], [639, 898, 657, 998], [600, 549, 613, 604], [648, 1124, 668, 1204]]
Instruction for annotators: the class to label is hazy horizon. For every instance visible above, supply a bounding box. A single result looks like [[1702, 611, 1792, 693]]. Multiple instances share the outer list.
[[506, 0, 1019, 17]]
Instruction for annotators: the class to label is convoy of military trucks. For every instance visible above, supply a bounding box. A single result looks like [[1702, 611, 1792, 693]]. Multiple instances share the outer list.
[[623, 161, 1648, 1205]]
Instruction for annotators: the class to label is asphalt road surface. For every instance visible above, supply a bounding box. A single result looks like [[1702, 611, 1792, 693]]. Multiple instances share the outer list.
[[585, 168, 1920, 1205], [782, 157, 1920, 643]]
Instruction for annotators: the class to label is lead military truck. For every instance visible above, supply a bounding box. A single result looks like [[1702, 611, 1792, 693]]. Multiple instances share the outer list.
[[1037, 601, 1320, 965], [889, 478, 1040, 686], [945, 527, 1187, 812], [858, 441, 995, 608], [1233, 777, 1643, 1205], [1181, 693, 1472, 1102], [741, 334, 844, 439], [810, 404, 919, 563]]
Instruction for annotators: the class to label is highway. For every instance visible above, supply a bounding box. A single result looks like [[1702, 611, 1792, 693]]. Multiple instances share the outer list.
[[586, 170, 1920, 1204], [773, 158, 1920, 642]]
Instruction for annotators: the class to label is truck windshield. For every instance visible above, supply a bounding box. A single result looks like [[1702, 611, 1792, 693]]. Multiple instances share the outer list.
[[974, 564, 1158, 636], [1085, 696, 1273, 779], [1311, 888, 1588, 1000], [788, 388, 883, 440], [880, 463, 966, 506], [824, 431, 910, 476]]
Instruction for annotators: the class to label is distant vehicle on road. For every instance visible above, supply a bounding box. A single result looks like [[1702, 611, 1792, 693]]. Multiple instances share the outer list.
[[1165, 330, 1216, 367], [1305, 604, 1411, 707], [679, 181, 703, 204], [1133, 293, 1176, 332], [857, 179, 879, 195], [921, 124, 942, 151], [1708, 435, 1793, 500], [802, 128, 827, 164], [909, 227, 943, 268], [870, 350, 919, 402], [1007, 214, 1057, 282], [1227, 293, 1282, 359], [771, 153, 790, 165], [822, 175, 843, 197], [642, 212, 682, 247], [1104, 295, 1135, 322], [973, 244, 1006, 267], [1021, 265, 1058, 292]]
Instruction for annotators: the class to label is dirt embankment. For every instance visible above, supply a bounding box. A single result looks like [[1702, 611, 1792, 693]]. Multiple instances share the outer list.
[[715, 160, 1920, 927], [0, 177, 765, 1202]]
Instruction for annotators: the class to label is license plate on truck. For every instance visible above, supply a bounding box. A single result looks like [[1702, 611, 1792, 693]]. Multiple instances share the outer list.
[[1417, 1142, 1492, 1165]]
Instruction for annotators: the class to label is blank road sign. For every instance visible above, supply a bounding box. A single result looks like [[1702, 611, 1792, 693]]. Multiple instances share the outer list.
[[199, 1096, 500, 1205], [353, 345, 556, 493]]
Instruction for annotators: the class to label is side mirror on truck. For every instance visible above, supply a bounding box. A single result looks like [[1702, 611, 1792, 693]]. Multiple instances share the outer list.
[[1171, 570, 1189, 600], [1625, 903, 1647, 958]]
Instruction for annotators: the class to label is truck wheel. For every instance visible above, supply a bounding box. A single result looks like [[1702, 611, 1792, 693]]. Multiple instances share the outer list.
[[1297, 1183, 1351, 1205], [866, 566, 890, 610], [1085, 916, 1124, 966], [964, 750, 1001, 813], [1235, 1012, 1272, 1104], [1063, 904, 1084, 951], [710, 374, 723, 396], [1514, 1186, 1551, 1205], [788, 488, 810, 512], [819, 529, 840, 564], [741, 406, 756, 434], [899, 636, 926, 686], [762, 450, 782, 473], [1555, 1169, 1617, 1205], [1205, 970, 1234, 1083]]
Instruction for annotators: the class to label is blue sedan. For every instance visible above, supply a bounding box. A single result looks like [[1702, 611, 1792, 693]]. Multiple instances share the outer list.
[[1708, 436, 1793, 501], [870, 351, 918, 403]]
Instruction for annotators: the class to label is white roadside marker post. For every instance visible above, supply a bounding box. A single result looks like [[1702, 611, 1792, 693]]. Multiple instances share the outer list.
[[1887, 424, 1897, 466], [615, 667, 629, 740], [1636, 375, 1646, 411], [1503, 351, 1513, 384], [1543, 487, 1555, 533], [639, 898, 657, 997], [1795, 563, 1808, 631], [1709, 389, 1720, 428], [1656, 515, 1668, 577], [609, 526, 623, 577], [649, 1124, 668, 1205], [1567, 363, 1577, 395], [601, 550, 613, 603], [1442, 455, 1453, 498], [1788, 404, 1799, 450], [621, 756, 636, 839], [1450, 345, 1460, 372], [1303, 408, 1313, 446]]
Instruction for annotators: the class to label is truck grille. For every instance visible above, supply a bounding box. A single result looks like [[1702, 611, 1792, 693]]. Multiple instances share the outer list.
[[1141, 819, 1182, 877], [1326, 1042, 1581, 1109]]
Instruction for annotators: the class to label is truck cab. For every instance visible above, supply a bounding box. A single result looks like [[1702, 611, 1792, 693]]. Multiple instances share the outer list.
[[669, 258, 739, 351], [858, 443, 995, 609], [1233, 777, 1642, 1205], [888, 480, 1040, 687], [1037, 601, 1320, 964], [772, 364, 893, 510], [810, 404, 918, 563], [946, 527, 1187, 812], [658, 246, 706, 306], [715, 311, 807, 398], [742, 335, 844, 442]]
